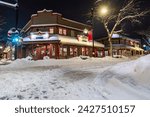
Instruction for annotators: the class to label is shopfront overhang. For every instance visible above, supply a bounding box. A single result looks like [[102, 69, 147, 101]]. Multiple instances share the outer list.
[[22, 35, 104, 48]]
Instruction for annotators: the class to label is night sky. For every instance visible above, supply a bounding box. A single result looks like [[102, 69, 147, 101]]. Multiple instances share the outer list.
[[0, 0, 150, 40]]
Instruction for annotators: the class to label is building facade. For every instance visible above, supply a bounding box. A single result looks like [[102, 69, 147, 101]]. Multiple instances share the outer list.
[[18, 9, 104, 60], [98, 34, 144, 57], [0, 41, 5, 59]]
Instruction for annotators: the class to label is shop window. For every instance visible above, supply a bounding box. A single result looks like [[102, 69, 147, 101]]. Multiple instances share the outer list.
[[49, 27, 54, 34], [63, 47, 67, 57], [33, 50, 37, 56], [85, 48, 89, 55], [59, 47, 62, 56], [74, 47, 77, 56], [52, 45, 55, 56], [70, 46, 74, 56], [41, 50, 45, 55], [82, 47, 85, 55]]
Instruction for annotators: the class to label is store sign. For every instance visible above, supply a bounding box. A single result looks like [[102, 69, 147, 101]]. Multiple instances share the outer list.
[[30, 32, 49, 40], [77, 35, 88, 42]]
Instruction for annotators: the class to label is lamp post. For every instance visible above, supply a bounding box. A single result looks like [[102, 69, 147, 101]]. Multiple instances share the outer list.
[[90, 3, 108, 57], [14, 1, 19, 60], [91, 8, 95, 57], [0, 0, 19, 60]]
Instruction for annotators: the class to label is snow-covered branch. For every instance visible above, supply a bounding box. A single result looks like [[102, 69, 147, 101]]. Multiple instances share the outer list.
[[119, 10, 150, 24], [114, 30, 123, 34]]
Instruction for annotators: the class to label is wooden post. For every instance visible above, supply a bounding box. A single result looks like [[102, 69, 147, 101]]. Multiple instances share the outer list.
[[108, 50, 110, 56], [45, 44, 48, 56], [55, 44, 60, 59], [73, 46, 75, 57], [102, 48, 105, 57]]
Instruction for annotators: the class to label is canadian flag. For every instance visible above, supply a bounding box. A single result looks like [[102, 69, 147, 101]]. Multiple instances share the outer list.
[[88, 30, 93, 42]]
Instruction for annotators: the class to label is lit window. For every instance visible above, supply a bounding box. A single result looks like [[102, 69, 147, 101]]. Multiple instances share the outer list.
[[59, 28, 63, 35], [49, 27, 54, 34], [63, 29, 67, 35]]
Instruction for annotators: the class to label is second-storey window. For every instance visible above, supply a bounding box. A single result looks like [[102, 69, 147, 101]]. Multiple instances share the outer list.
[[49, 27, 54, 34], [59, 28, 63, 35], [63, 29, 67, 35], [59, 28, 67, 35]]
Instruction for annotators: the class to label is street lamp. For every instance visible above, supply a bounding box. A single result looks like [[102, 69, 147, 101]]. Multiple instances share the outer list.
[[100, 6, 108, 16], [90, 4, 108, 57], [0, 0, 19, 60], [90, 8, 95, 57], [83, 28, 88, 34]]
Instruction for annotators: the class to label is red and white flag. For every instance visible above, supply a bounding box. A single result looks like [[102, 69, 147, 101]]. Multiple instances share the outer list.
[[88, 30, 93, 42]]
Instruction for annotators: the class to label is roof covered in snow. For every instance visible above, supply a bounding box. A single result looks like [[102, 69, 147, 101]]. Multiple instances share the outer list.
[[22, 35, 104, 48]]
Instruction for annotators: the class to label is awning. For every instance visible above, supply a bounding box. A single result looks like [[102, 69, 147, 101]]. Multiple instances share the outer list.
[[105, 44, 144, 51], [22, 35, 104, 48]]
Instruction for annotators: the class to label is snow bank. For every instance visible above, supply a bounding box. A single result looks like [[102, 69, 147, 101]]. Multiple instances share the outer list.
[[1, 55, 149, 100], [111, 54, 150, 86]]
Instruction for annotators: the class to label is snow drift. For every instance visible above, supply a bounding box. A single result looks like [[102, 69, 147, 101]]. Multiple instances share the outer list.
[[111, 55, 150, 87], [0, 55, 150, 100]]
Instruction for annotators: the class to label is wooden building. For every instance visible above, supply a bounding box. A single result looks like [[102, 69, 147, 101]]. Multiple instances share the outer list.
[[98, 34, 144, 57], [0, 41, 4, 59], [17, 9, 104, 59]]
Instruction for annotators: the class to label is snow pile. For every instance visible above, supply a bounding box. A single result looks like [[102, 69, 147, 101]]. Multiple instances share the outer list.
[[0, 59, 12, 65], [0, 55, 150, 100], [111, 54, 150, 87], [0, 61, 3, 65], [25, 56, 32, 61], [43, 56, 50, 60]]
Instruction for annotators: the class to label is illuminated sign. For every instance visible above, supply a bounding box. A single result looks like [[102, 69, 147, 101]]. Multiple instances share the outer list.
[[77, 35, 88, 42], [30, 32, 49, 40]]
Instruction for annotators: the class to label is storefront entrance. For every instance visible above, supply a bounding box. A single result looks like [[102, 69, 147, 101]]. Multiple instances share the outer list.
[[20, 42, 105, 60]]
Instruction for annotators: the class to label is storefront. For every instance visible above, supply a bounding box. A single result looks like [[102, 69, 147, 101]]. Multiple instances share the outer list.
[[19, 33, 105, 60], [98, 34, 144, 57], [18, 9, 105, 60]]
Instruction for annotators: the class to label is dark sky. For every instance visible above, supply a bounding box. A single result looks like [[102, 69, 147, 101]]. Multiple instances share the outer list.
[[0, 0, 150, 40]]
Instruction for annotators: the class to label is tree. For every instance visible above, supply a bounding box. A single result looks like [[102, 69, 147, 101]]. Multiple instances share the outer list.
[[95, 0, 150, 57]]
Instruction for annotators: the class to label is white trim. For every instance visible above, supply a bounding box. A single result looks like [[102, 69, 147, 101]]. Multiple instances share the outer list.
[[37, 9, 53, 13], [52, 13, 62, 16]]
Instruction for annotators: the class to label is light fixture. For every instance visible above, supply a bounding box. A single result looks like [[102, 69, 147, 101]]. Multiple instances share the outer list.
[[98, 6, 108, 16], [83, 28, 88, 34]]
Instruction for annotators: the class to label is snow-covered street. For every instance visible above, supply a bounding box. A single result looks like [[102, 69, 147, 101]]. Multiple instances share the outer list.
[[0, 55, 150, 100]]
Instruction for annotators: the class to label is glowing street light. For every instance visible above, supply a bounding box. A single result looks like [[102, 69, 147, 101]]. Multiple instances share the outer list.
[[83, 28, 88, 34], [98, 6, 108, 16]]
